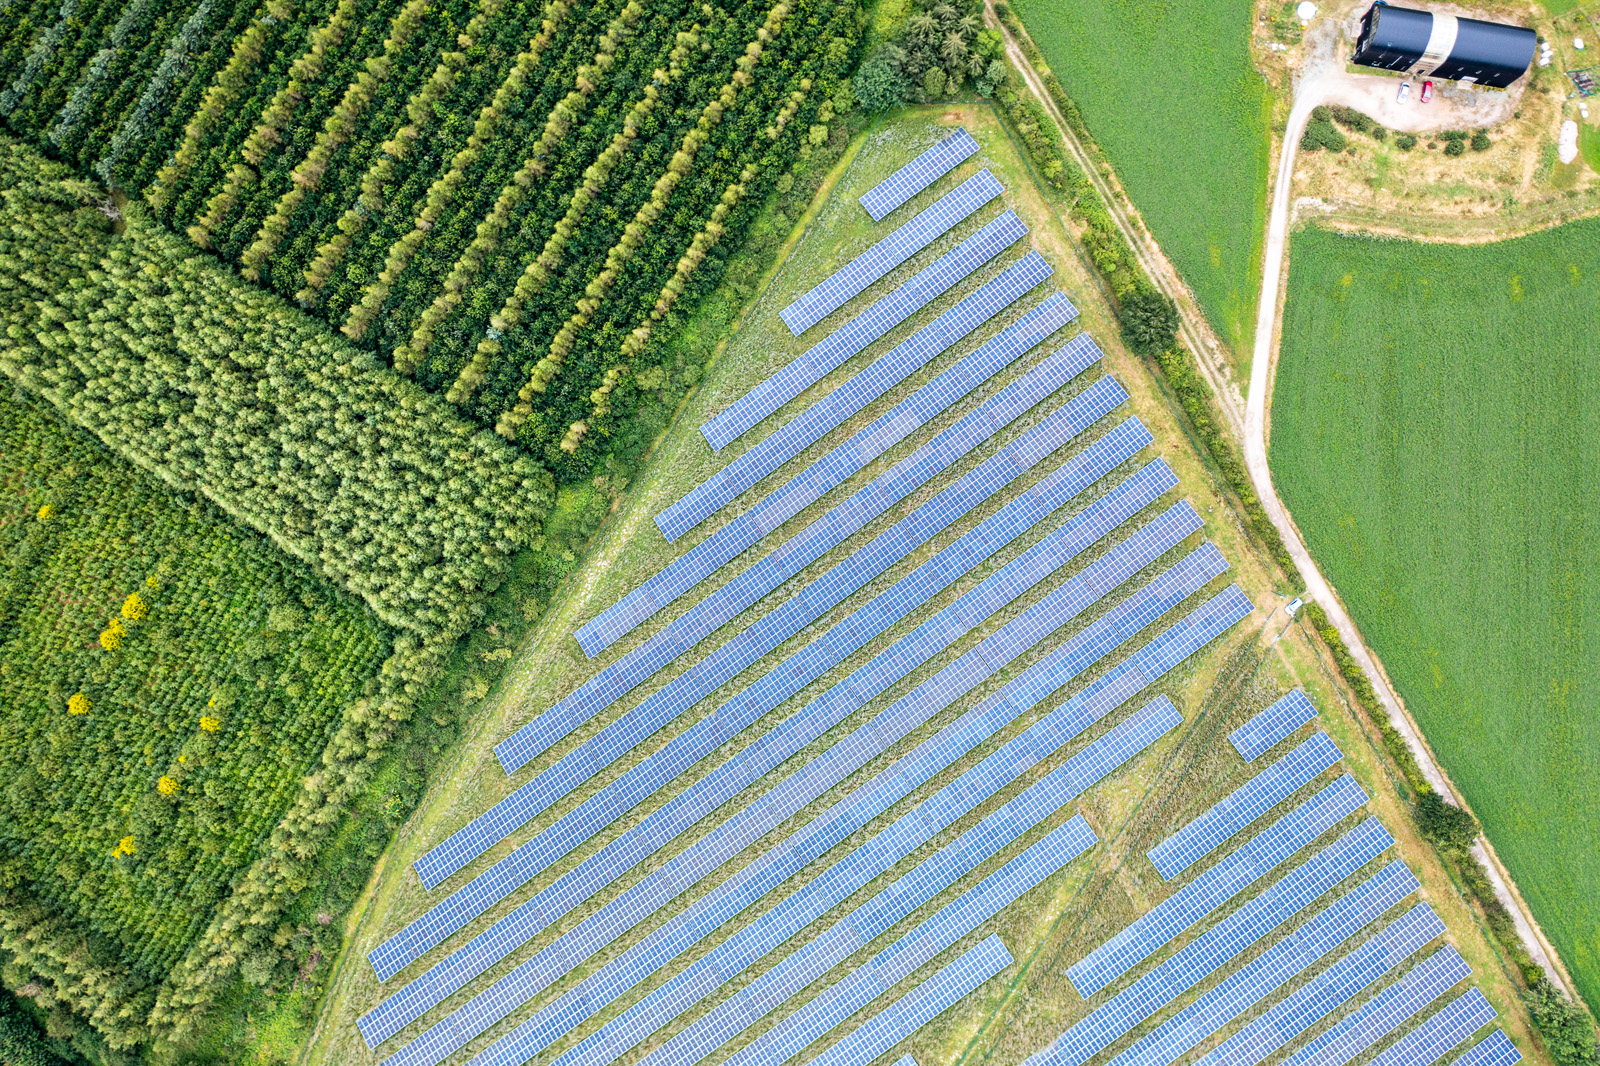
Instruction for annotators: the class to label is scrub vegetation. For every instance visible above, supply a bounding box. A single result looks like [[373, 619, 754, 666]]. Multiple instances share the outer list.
[[1272, 220, 1600, 1016]]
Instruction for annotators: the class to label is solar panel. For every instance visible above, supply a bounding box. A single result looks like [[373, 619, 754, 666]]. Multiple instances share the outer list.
[[1369, 989, 1496, 1066], [544, 705, 1166, 1066], [579, 290, 1080, 656], [1102, 860, 1420, 1066], [1194, 903, 1447, 1066], [798, 936, 1013, 1066], [1146, 731, 1343, 879], [780, 168, 1003, 335], [859, 128, 981, 221], [697, 211, 1026, 455], [1069, 772, 1368, 998], [361, 427, 1169, 1045], [1029, 817, 1395, 1066], [1232, 689, 1318, 760], [1452, 1031, 1522, 1066], [1283, 945, 1471, 1066], [375, 559, 1241, 1066]]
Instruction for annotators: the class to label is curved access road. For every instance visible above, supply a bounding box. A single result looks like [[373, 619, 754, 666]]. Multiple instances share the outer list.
[[1246, 29, 1571, 996]]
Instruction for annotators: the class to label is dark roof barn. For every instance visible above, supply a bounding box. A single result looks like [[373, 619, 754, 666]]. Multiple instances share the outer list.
[[1352, 2, 1536, 89]]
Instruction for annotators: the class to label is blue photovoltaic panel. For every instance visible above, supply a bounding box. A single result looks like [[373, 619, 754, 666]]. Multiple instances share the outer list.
[[1282, 945, 1471, 1066], [780, 168, 1002, 335], [384, 363, 1116, 982], [361, 425, 1165, 1046], [799, 936, 1013, 1066], [1194, 903, 1448, 1066], [361, 481, 1194, 1046], [1027, 817, 1395, 1066], [1370, 989, 1496, 1066], [1232, 689, 1318, 760], [1068, 772, 1368, 998], [550, 702, 1172, 1066], [1103, 860, 1420, 1066], [1147, 731, 1343, 879], [579, 290, 1080, 655], [376, 564, 1246, 1066], [663, 813, 1101, 1066], [697, 210, 1028, 454], [859, 128, 981, 221], [1453, 1031, 1522, 1066]]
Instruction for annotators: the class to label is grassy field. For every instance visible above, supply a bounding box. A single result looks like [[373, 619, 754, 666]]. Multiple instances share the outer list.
[[1272, 220, 1600, 1012], [1004, 0, 1272, 355], [301, 107, 1543, 1066]]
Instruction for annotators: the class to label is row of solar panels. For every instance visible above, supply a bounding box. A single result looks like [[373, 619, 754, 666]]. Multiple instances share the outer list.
[[1147, 731, 1343, 879], [858, 127, 981, 222], [358, 132, 1265, 1066], [1026, 686, 1521, 1066]]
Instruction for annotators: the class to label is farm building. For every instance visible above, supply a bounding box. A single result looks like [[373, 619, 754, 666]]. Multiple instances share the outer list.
[[1352, 2, 1536, 88]]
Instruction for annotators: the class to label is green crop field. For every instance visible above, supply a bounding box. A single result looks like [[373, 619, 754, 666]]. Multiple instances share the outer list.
[[1272, 220, 1600, 1010], [1004, 0, 1271, 355]]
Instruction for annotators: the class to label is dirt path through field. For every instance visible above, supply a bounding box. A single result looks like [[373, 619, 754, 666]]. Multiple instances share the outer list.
[[1245, 18, 1574, 998]]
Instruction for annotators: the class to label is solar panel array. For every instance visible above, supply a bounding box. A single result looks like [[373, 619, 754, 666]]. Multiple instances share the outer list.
[[1030, 816, 1395, 1066], [1231, 689, 1318, 760], [1195, 902, 1448, 1066], [361, 490, 1201, 1046], [578, 291, 1081, 656], [780, 168, 1003, 336], [698, 212, 1026, 457], [384, 565, 1246, 1066], [800, 935, 1014, 1066], [1454, 1030, 1523, 1066], [1146, 731, 1343, 879], [1068, 773, 1369, 998], [675, 253, 1055, 543], [859, 127, 981, 221], [402, 354, 1113, 902], [353, 136, 1290, 1066], [663, 813, 1101, 1066], [1283, 945, 1471, 1066], [546, 705, 1177, 1066], [1102, 860, 1421, 1066], [1370, 989, 1496, 1066]]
